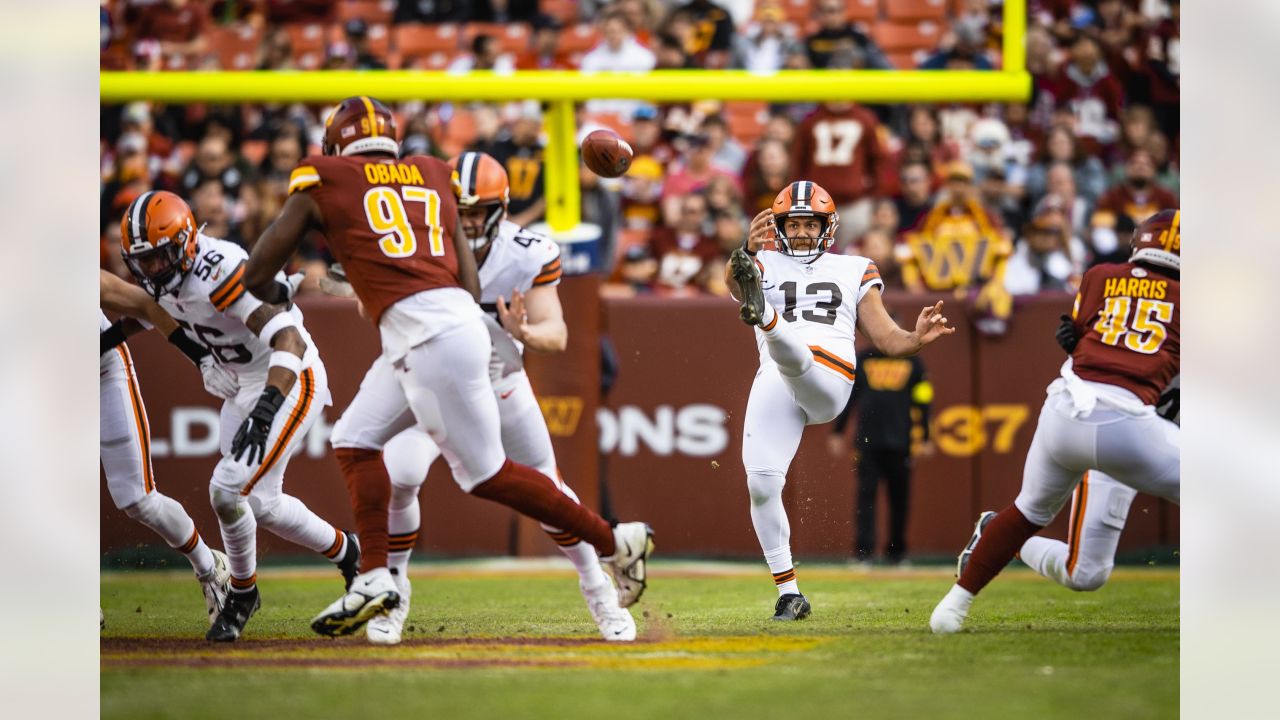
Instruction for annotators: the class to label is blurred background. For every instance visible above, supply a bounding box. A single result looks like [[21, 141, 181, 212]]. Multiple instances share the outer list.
[[98, 0, 1180, 568]]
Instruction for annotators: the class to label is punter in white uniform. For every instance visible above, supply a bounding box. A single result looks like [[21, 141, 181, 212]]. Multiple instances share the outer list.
[[113, 190, 358, 642], [726, 181, 955, 621], [353, 151, 636, 644], [99, 271, 231, 627]]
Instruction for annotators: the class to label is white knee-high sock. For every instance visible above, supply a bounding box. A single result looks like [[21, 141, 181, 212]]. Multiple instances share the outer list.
[[388, 482, 421, 577], [534, 474, 610, 589], [125, 492, 215, 577], [1019, 536, 1072, 587], [219, 506, 257, 593], [747, 471, 798, 595], [257, 494, 347, 562], [759, 307, 813, 377]]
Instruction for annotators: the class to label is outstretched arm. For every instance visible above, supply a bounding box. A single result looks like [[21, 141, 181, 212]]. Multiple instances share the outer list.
[[100, 270, 179, 336], [856, 287, 954, 357], [246, 192, 321, 303], [497, 285, 567, 352]]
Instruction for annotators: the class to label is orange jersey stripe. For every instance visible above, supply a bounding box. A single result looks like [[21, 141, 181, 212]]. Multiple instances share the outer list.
[[209, 262, 245, 304], [809, 345, 856, 381], [241, 368, 315, 496], [116, 345, 154, 493], [1066, 473, 1090, 575], [761, 312, 778, 331]]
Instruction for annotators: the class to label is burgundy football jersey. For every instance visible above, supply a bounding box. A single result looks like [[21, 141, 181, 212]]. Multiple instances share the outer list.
[[790, 104, 882, 204], [1070, 261, 1179, 405], [289, 154, 461, 324]]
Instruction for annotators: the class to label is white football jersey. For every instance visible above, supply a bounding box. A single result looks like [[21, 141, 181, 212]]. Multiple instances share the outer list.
[[476, 220, 562, 355], [156, 233, 323, 404], [754, 250, 884, 382]]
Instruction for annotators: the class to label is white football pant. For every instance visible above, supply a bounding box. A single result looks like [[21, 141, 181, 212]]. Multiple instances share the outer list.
[[1019, 471, 1139, 591]]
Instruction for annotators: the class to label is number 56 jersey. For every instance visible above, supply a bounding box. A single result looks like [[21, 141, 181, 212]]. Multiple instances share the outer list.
[[754, 250, 884, 382], [1070, 261, 1179, 405]]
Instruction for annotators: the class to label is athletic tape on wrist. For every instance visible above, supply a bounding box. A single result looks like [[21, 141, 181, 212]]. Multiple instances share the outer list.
[[269, 351, 303, 376], [257, 311, 298, 345]]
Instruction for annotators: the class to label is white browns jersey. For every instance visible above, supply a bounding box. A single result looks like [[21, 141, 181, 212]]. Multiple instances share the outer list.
[[156, 233, 323, 404], [753, 250, 884, 382], [477, 220, 562, 353]]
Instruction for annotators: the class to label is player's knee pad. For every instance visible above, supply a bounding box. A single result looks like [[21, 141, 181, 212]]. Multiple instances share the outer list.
[[122, 492, 162, 525], [746, 471, 785, 507], [209, 484, 247, 523], [1067, 564, 1113, 592]]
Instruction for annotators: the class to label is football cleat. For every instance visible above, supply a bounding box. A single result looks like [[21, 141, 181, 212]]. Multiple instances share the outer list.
[[311, 567, 400, 637], [581, 578, 637, 642], [771, 593, 812, 621], [199, 549, 232, 627], [366, 569, 411, 646], [206, 586, 260, 642], [603, 522, 655, 608], [729, 248, 766, 326], [337, 531, 361, 591], [956, 511, 997, 578]]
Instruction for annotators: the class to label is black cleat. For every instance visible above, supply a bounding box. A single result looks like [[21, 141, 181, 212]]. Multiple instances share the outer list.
[[729, 248, 766, 326], [771, 593, 811, 621], [956, 511, 997, 578], [207, 586, 260, 642], [337, 531, 361, 591]]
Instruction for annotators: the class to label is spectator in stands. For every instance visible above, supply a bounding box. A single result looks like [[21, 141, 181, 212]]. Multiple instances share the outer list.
[[742, 137, 790, 215], [603, 244, 659, 298], [1027, 126, 1108, 205], [134, 0, 211, 70], [393, 0, 470, 24], [190, 178, 245, 247], [904, 106, 962, 176], [792, 101, 884, 249], [118, 101, 179, 185], [1117, 104, 1156, 166], [731, 2, 795, 73], [670, 0, 736, 69], [761, 111, 796, 146], [620, 155, 665, 231], [341, 19, 387, 71], [1142, 0, 1179, 137], [920, 18, 995, 70], [1044, 162, 1092, 240], [1090, 148, 1177, 264], [263, 0, 333, 25], [258, 27, 294, 70], [705, 174, 746, 251], [1047, 32, 1124, 155], [701, 114, 746, 175], [649, 192, 721, 296], [899, 161, 1010, 294], [180, 133, 248, 199], [449, 33, 516, 73], [260, 125, 304, 181], [855, 228, 905, 291], [1146, 131, 1178, 195], [805, 0, 891, 70], [653, 31, 695, 69], [630, 104, 676, 167], [581, 12, 657, 115], [870, 199, 900, 237], [1004, 196, 1086, 296], [483, 100, 546, 227], [517, 14, 569, 70], [616, 0, 663, 41], [661, 133, 740, 226], [893, 160, 934, 234]]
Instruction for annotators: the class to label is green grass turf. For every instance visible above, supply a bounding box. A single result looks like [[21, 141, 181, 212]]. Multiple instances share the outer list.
[[101, 563, 1177, 720]]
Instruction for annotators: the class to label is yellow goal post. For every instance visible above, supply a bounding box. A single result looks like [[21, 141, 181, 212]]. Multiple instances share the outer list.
[[101, 1, 1029, 236]]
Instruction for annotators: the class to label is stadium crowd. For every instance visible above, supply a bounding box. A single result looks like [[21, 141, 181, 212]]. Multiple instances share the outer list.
[[101, 0, 1179, 315]]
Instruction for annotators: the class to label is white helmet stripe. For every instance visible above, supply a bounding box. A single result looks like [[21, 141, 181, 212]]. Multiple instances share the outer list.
[[459, 152, 477, 199], [130, 190, 155, 245]]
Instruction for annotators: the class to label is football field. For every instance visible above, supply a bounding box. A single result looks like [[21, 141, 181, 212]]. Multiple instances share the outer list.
[[101, 562, 1178, 719]]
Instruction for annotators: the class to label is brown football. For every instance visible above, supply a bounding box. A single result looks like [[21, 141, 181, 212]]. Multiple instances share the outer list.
[[581, 129, 634, 178]]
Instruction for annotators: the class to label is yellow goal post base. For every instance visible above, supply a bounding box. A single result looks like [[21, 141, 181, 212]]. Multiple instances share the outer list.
[[101, 4, 1029, 236]]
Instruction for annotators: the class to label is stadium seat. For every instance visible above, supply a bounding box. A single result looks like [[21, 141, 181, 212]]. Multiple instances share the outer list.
[[725, 101, 768, 145], [284, 23, 328, 54], [210, 24, 263, 70], [464, 22, 531, 55], [782, 0, 811, 25], [541, 0, 580, 25], [882, 0, 948, 22], [336, 0, 394, 25], [437, 107, 478, 158], [559, 24, 601, 67], [871, 21, 943, 53], [846, 0, 879, 23], [394, 23, 461, 63], [885, 51, 923, 70]]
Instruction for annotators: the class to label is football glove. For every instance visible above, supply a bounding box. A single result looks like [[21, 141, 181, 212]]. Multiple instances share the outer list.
[[199, 355, 239, 400], [1156, 387, 1179, 423], [1054, 314, 1080, 354], [231, 386, 285, 465]]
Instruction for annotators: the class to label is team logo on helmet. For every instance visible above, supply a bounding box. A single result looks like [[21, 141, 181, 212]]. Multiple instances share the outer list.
[[771, 181, 840, 261], [1130, 208, 1180, 272], [118, 190, 199, 299], [323, 96, 399, 157], [449, 151, 510, 251]]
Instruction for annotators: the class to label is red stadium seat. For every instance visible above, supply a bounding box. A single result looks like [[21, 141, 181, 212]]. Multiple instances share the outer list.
[[885, 50, 924, 69], [336, 0, 394, 25], [394, 23, 462, 62], [541, 0, 580, 25], [284, 23, 328, 54], [362, 23, 391, 60], [464, 22, 531, 55], [883, 0, 948, 22], [437, 107, 478, 158], [871, 21, 943, 52], [558, 24, 600, 56], [846, 0, 879, 23], [210, 24, 263, 70], [781, 0, 812, 25]]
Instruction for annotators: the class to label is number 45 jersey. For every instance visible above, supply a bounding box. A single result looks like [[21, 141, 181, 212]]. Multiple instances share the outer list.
[[158, 233, 324, 406], [754, 250, 884, 382], [1070, 261, 1180, 405], [288, 154, 461, 324]]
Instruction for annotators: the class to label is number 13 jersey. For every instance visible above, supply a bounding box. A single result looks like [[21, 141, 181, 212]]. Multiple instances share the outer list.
[[753, 250, 884, 382]]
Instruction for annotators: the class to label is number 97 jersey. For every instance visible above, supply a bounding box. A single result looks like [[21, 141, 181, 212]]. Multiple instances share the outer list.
[[1070, 261, 1180, 405], [754, 250, 884, 381], [289, 154, 461, 324]]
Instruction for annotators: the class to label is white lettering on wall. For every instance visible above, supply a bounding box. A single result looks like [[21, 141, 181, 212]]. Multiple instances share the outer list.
[[597, 404, 728, 457]]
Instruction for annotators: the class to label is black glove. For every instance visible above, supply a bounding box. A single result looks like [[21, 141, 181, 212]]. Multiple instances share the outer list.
[[1054, 314, 1080, 354], [100, 321, 129, 355], [1156, 387, 1179, 422], [231, 387, 285, 465]]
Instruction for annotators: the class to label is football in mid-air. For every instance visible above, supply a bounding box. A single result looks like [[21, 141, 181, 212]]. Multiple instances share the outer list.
[[581, 129, 634, 178]]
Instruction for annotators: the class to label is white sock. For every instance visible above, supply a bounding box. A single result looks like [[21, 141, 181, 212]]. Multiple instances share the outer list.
[[1019, 536, 1072, 587], [388, 484, 421, 577], [544, 526, 610, 588], [943, 583, 975, 609], [764, 545, 799, 596], [257, 494, 345, 560], [219, 507, 258, 593], [760, 313, 813, 377], [125, 492, 215, 577], [759, 302, 778, 330]]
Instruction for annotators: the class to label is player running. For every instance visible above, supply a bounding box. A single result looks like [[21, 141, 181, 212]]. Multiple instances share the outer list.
[[726, 181, 954, 621], [243, 97, 654, 638], [931, 210, 1180, 633], [99, 270, 230, 626], [112, 191, 360, 642]]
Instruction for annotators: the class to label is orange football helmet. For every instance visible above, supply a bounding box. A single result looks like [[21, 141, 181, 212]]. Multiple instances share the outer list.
[[771, 180, 839, 260], [323, 96, 399, 157], [119, 190, 199, 298], [449, 151, 510, 250], [1130, 209, 1179, 272]]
